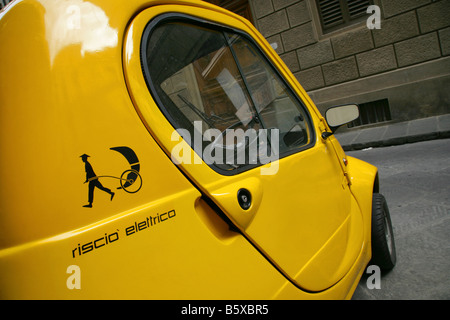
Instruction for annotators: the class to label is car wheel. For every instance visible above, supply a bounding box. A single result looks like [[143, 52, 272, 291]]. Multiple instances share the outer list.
[[371, 193, 396, 271]]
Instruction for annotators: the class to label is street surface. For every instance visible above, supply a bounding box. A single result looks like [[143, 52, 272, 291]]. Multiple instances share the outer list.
[[349, 139, 450, 299]]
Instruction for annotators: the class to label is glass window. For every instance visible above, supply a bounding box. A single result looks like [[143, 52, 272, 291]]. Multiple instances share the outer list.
[[226, 33, 312, 155], [142, 17, 314, 174]]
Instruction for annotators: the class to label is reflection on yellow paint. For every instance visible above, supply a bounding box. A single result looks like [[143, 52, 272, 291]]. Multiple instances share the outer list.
[[43, 0, 117, 64]]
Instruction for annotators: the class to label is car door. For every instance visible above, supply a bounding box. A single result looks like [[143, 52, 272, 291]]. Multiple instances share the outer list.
[[123, 4, 364, 292]]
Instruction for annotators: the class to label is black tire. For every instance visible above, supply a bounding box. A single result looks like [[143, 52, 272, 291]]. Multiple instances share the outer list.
[[371, 193, 396, 271]]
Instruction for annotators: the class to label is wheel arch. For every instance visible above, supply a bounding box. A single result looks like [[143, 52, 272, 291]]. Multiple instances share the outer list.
[[346, 156, 379, 258], [346, 156, 379, 203]]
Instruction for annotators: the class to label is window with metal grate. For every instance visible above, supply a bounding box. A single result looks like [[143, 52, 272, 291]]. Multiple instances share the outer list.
[[316, 0, 373, 33], [348, 99, 392, 128]]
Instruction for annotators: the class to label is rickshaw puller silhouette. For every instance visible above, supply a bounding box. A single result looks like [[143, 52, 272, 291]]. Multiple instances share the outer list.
[[81, 147, 142, 208]]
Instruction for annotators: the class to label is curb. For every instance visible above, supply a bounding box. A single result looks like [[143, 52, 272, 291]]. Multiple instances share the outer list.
[[335, 114, 450, 151], [340, 130, 450, 151]]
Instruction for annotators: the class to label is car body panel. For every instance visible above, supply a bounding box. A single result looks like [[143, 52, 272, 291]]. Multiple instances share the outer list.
[[0, 0, 377, 299], [125, 4, 365, 292]]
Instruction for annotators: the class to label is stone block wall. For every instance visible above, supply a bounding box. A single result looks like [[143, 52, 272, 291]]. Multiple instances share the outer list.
[[253, 0, 449, 90], [250, 0, 450, 121]]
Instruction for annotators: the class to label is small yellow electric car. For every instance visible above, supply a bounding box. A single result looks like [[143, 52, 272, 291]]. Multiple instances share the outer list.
[[0, 0, 395, 299]]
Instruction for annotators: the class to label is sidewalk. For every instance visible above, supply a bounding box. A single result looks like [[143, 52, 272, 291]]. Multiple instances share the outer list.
[[335, 114, 450, 151]]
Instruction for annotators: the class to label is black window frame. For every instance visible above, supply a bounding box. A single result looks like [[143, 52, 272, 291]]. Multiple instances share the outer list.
[[140, 13, 316, 176], [316, 0, 374, 33]]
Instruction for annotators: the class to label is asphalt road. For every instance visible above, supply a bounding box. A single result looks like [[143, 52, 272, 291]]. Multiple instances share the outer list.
[[348, 139, 450, 300]]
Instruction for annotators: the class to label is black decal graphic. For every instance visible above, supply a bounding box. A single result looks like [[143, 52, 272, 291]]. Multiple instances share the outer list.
[[80, 147, 142, 208], [81, 154, 115, 208], [109, 147, 141, 191]]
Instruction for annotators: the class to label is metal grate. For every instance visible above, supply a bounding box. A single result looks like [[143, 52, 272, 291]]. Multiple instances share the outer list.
[[348, 0, 371, 18], [316, 0, 372, 32], [317, 0, 344, 29], [348, 99, 392, 128]]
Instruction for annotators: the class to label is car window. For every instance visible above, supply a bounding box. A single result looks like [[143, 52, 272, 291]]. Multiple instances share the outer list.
[[142, 17, 314, 174], [225, 33, 313, 154]]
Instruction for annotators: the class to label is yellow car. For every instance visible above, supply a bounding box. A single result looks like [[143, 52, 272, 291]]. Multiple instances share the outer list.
[[0, 0, 395, 299]]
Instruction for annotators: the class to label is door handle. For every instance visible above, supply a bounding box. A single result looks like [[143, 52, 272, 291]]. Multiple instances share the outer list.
[[209, 177, 263, 231]]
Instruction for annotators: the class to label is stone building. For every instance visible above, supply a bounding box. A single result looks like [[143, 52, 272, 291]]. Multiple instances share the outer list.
[[207, 0, 450, 129]]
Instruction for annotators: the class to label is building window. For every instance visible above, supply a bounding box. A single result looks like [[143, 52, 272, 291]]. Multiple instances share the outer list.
[[204, 0, 254, 24], [348, 99, 392, 128], [316, 0, 373, 33]]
